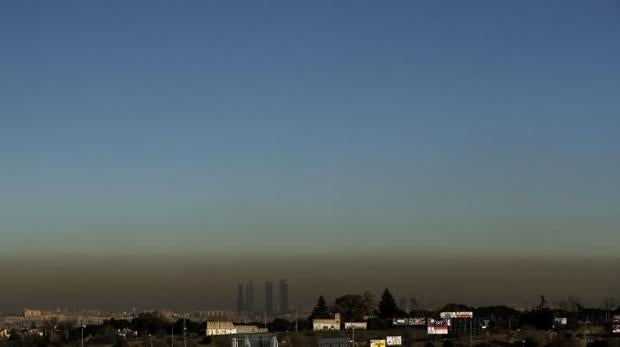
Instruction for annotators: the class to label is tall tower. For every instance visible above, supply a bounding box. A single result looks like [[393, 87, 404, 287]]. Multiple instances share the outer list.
[[279, 279, 289, 313], [245, 281, 254, 312], [237, 283, 245, 312], [265, 281, 274, 314]]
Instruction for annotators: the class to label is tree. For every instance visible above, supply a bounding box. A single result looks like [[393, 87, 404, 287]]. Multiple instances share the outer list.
[[362, 291, 377, 316], [601, 297, 617, 321], [311, 295, 331, 319], [378, 288, 399, 319], [268, 319, 291, 332], [439, 303, 474, 313], [557, 296, 584, 313], [521, 309, 554, 330], [409, 296, 419, 312], [335, 294, 366, 322]]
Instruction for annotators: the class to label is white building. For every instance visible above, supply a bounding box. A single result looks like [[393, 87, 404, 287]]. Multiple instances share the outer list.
[[312, 313, 341, 331]]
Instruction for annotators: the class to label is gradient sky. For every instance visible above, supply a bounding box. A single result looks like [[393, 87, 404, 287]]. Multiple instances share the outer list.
[[1, 1, 619, 310]]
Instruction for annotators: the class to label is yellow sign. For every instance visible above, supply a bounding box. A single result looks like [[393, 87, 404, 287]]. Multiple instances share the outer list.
[[370, 340, 386, 347]]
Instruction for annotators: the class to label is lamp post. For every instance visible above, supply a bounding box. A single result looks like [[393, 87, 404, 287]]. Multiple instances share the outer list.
[[183, 318, 187, 347], [81, 322, 86, 347], [171, 314, 176, 347]]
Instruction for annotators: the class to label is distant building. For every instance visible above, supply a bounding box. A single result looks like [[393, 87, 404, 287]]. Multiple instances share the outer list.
[[246, 281, 254, 312], [313, 313, 341, 331], [237, 284, 245, 312], [265, 281, 274, 314], [279, 279, 289, 313]]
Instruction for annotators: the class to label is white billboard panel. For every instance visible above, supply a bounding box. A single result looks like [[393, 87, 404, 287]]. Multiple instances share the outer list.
[[440, 312, 473, 319], [427, 318, 449, 335], [393, 318, 428, 326], [345, 322, 367, 330], [386, 336, 402, 345]]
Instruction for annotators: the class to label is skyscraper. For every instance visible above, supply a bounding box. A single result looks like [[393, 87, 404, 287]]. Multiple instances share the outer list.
[[279, 279, 288, 313], [265, 281, 274, 314], [245, 281, 254, 312], [237, 283, 245, 312]]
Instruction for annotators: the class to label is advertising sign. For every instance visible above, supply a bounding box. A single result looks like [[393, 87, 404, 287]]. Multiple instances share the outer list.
[[386, 336, 402, 345], [410, 318, 427, 326], [206, 328, 237, 336], [427, 319, 449, 335], [554, 317, 567, 326], [392, 318, 427, 326], [613, 316, 620, 334], [370, 339, 387, 347], [440, 312, 473, 319], [345, 322, 368, 330]]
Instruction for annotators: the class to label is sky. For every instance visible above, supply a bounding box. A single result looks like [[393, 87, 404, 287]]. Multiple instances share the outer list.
[[1, 1, 619, 311]]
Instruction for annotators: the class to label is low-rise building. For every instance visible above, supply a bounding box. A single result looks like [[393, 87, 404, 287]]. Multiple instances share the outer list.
[[313, 313, 341, 331]]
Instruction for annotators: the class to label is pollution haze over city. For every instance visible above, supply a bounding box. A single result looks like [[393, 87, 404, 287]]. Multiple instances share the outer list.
[[1, 1, 620, 315]]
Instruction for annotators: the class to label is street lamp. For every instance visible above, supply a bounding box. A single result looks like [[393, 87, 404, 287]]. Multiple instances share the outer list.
[[81, 322, 86, 347], [183, 318, 187, 347], [171, 314, 177, 347]]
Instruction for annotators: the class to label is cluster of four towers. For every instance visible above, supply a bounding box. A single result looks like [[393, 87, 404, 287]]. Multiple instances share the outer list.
[[237, 279, 288, 314]]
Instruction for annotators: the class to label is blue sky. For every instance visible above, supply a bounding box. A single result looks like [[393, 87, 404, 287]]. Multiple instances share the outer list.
[[1, 1, 619, 258]]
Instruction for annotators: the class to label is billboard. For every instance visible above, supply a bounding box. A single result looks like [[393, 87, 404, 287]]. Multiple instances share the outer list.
[[345, 322, 367, 330], [440, 312, 473, 319], [386, 336, 402, 345], [370, 340, 387, 347], [392, 318, 427, 326], [410, 318, 427, 326], [613, 316, 620, 334], [427, 319, 449, 335], [554, 317, 567, 326]]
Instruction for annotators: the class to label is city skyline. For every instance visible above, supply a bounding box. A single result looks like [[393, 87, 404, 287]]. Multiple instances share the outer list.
[[1, 1, 619, 311]]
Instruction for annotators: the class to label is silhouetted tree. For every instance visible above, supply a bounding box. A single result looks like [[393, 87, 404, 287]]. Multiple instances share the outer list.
[[311, 295, 331, 319], [335, 294, 366, 322], [587, 340, 609, 347], [268, 318, 291, 332], [522, 309, 554, 331], [378, 288, 399, 319], [439, 303, 474, 312], [362, 291, 377, 316]]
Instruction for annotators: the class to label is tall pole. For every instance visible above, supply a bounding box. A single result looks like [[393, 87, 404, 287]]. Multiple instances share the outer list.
[[183, 318, 187, 347], [469, 318, 473, 347], [171, 314, 175, 347], [352, 326, 355, 347], [81, 322, 85, 347]]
